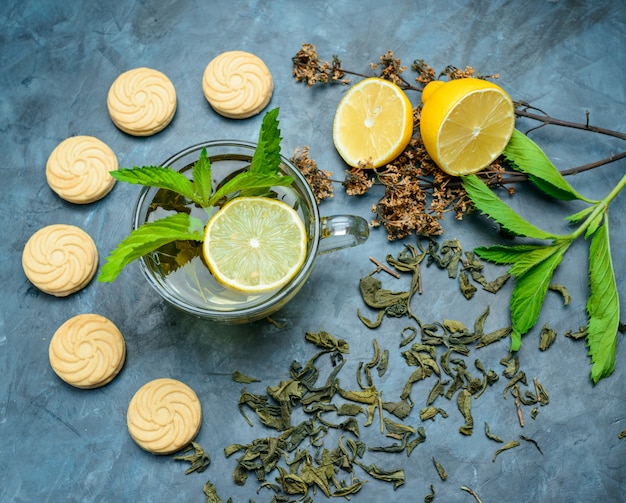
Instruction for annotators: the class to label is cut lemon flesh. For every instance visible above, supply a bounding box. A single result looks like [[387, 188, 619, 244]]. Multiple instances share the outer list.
[[203, 197, 307, 294], [333, 77, 413, 168], [420, 78, 515, 176]]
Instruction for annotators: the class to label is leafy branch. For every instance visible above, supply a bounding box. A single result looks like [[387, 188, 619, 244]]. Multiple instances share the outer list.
[[99, 108, 290, 282], [463, 131, 625, 382]]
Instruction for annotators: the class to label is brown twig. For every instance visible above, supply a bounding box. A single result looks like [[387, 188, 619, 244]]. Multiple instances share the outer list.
[[369, 256, 401, 279], [461, 486, 484, 503]]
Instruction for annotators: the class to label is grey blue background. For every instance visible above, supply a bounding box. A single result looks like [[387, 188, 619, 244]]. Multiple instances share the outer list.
[[1, 1, 625, 501]]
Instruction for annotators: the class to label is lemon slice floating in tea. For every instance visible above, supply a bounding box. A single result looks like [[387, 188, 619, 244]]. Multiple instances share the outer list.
[[332, 77, 414, 168], [419, 78, 515, 176], [203, 197, 307, 294]]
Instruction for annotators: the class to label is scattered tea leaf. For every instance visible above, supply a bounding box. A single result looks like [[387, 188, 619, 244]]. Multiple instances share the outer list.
[[548, 284, 572, 305], [539, 324, 557, 351], [305, 331, 349, 353], [202, 480, 225, 503], [492, 440, 520, 462], [432, 457, 447, 481], [484, 422, 504, 443], [457, 389, 474, 435], [618, 430, 626, 439], [519, 435, 543, 454], [173, 442, 211, 474], [424, 484, 436, 503], [232, 371, 260, 384]]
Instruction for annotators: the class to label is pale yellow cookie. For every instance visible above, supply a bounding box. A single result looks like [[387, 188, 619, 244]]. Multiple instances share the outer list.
[[107, 67, 176, 136], [202, 51, 273, 119], [49, 314, 126, 389], [22, 224, 98, 297], [127, 378, 202, 455], [46, 136, 118, 204]]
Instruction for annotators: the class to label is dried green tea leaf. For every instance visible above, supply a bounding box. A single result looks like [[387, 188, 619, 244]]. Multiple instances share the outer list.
[[564, 326, 587, 340], [337, 403, 364, 416], [457, 389, 473, 435], [420, 406, 448, 421], [519, 435, 543, 454], [500, 354, 519, 379], [533, 377, 550, 405], [353, 460, 405, 489], [484, 422, 504, 443], [424, 484, 436, 503], [378, 349, 390, 377], [539, 324, 557, 351], [432, 457, 447, 481], [426, 379, 449, 406], [531, 407, 539, 419], [618, 430, 626, 439], [337, 386, 378, 405], [382, 399, 413, 420], [400, 326, 418, 347], [503, 371, 527, 399], [406, 426, 427, 456], [548, 283, 571, 305], [232, 370, 261, 383], [459, 271, 477, 299], [173, 442, 211, 474], [305, 331, 349, 353], [492, 440, 520, 462], [477, 326, 512, 348], [203, 480, 225, 503]]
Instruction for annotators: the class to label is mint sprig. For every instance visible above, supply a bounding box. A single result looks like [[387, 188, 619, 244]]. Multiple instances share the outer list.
[[463, 129, 625, 382], [99, 108, 292, 283]]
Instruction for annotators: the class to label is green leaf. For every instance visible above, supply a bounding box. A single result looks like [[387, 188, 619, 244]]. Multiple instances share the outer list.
[[476, 243, 571, 278], [565, 205, 595, 223], [111, 166, 196, 202], [207, 171, 293, 206], [192, 148, 212, 206], [509, 241, 570, 350], [98, 213, 205, 282], [503, 129, 590, 202], [250, 107, 282, 175], [586, 219, 620, 382], [463, 174, 559, 240]]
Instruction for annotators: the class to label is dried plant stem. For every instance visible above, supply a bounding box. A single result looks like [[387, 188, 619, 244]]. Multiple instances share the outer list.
[[461, 486, 484, 503]]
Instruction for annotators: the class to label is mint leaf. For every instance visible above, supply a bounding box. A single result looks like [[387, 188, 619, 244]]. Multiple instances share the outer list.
[[476, 243, 571, 277], [112, 166, 196, 202], [462, 174, 559, 240], [565, 205, 595, 223], [208, 171, 293, 206], [98, 213, 205, 283], [250, 107, 281, 174], [192, 148, 212, 206], [586, 219, 620, 382], [509, 241, 570, 350], [503, 129, 591, 202]]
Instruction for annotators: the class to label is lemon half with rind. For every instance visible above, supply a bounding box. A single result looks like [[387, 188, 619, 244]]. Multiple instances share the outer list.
[[420, 78, 515, 176], [203, 197, 307, 294], [333, 77, 414, 168]]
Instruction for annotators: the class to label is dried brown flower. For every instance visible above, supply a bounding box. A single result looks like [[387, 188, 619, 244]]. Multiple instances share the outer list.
[[370, 50, 407, 87], [292, 43, 350, 86], [343, 167, 375, 196], [291, 146, 334, 203]]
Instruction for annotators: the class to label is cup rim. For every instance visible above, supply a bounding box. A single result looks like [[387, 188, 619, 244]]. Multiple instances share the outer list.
[[131, 139, 321, 321]]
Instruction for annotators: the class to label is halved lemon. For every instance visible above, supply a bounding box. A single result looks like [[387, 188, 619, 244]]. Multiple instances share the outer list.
[[203, 197, 307, 293], [420, 78, 515, 176], [333, 77, 414, 168]]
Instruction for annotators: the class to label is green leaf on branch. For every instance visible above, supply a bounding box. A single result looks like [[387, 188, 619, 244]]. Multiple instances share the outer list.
[[98, 213, 205, 282], [192, 148, 213, 206], [508, 241, 571, 350], [586, 219, 620, 382], [462, 174, 559, 240], [503, 129, 592, 202]]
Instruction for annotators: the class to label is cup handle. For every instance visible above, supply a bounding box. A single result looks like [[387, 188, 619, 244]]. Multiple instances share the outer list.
[[318, 215, 369, 254]]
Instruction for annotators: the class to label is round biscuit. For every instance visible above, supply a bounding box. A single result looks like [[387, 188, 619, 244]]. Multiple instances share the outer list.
[[202, 51, 273, 119], [46, 136, 118, 204], [22, 224, 98, 297], [107, 67, 177, 136], [49, 314, 126, 389], [127, 378, 202, 455]]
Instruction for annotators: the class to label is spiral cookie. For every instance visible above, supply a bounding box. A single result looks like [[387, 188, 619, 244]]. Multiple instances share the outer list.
[[107, 67, 177, 136], [49, 314, 126, 389], [22, 224, 98, 297], [46, 136, 118, 204], [202, 51, 273, 119], [127, 378, 202, 455]]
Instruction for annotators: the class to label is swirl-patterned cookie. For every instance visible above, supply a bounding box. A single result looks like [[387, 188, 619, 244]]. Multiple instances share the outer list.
[[46, 136, 118, 204], [22, 224, 98, 297], [127, 378, 202, 455], [107, 67, 177, 136], [202, 51, 273, 119], [49, 314, 126, 389]]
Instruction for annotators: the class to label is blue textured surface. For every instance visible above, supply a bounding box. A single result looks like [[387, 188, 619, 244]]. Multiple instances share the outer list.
[[1, 1, 625, 502]]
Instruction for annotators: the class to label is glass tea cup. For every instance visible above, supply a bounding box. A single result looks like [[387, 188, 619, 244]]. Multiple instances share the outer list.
[[132, 140, 369, 323]]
